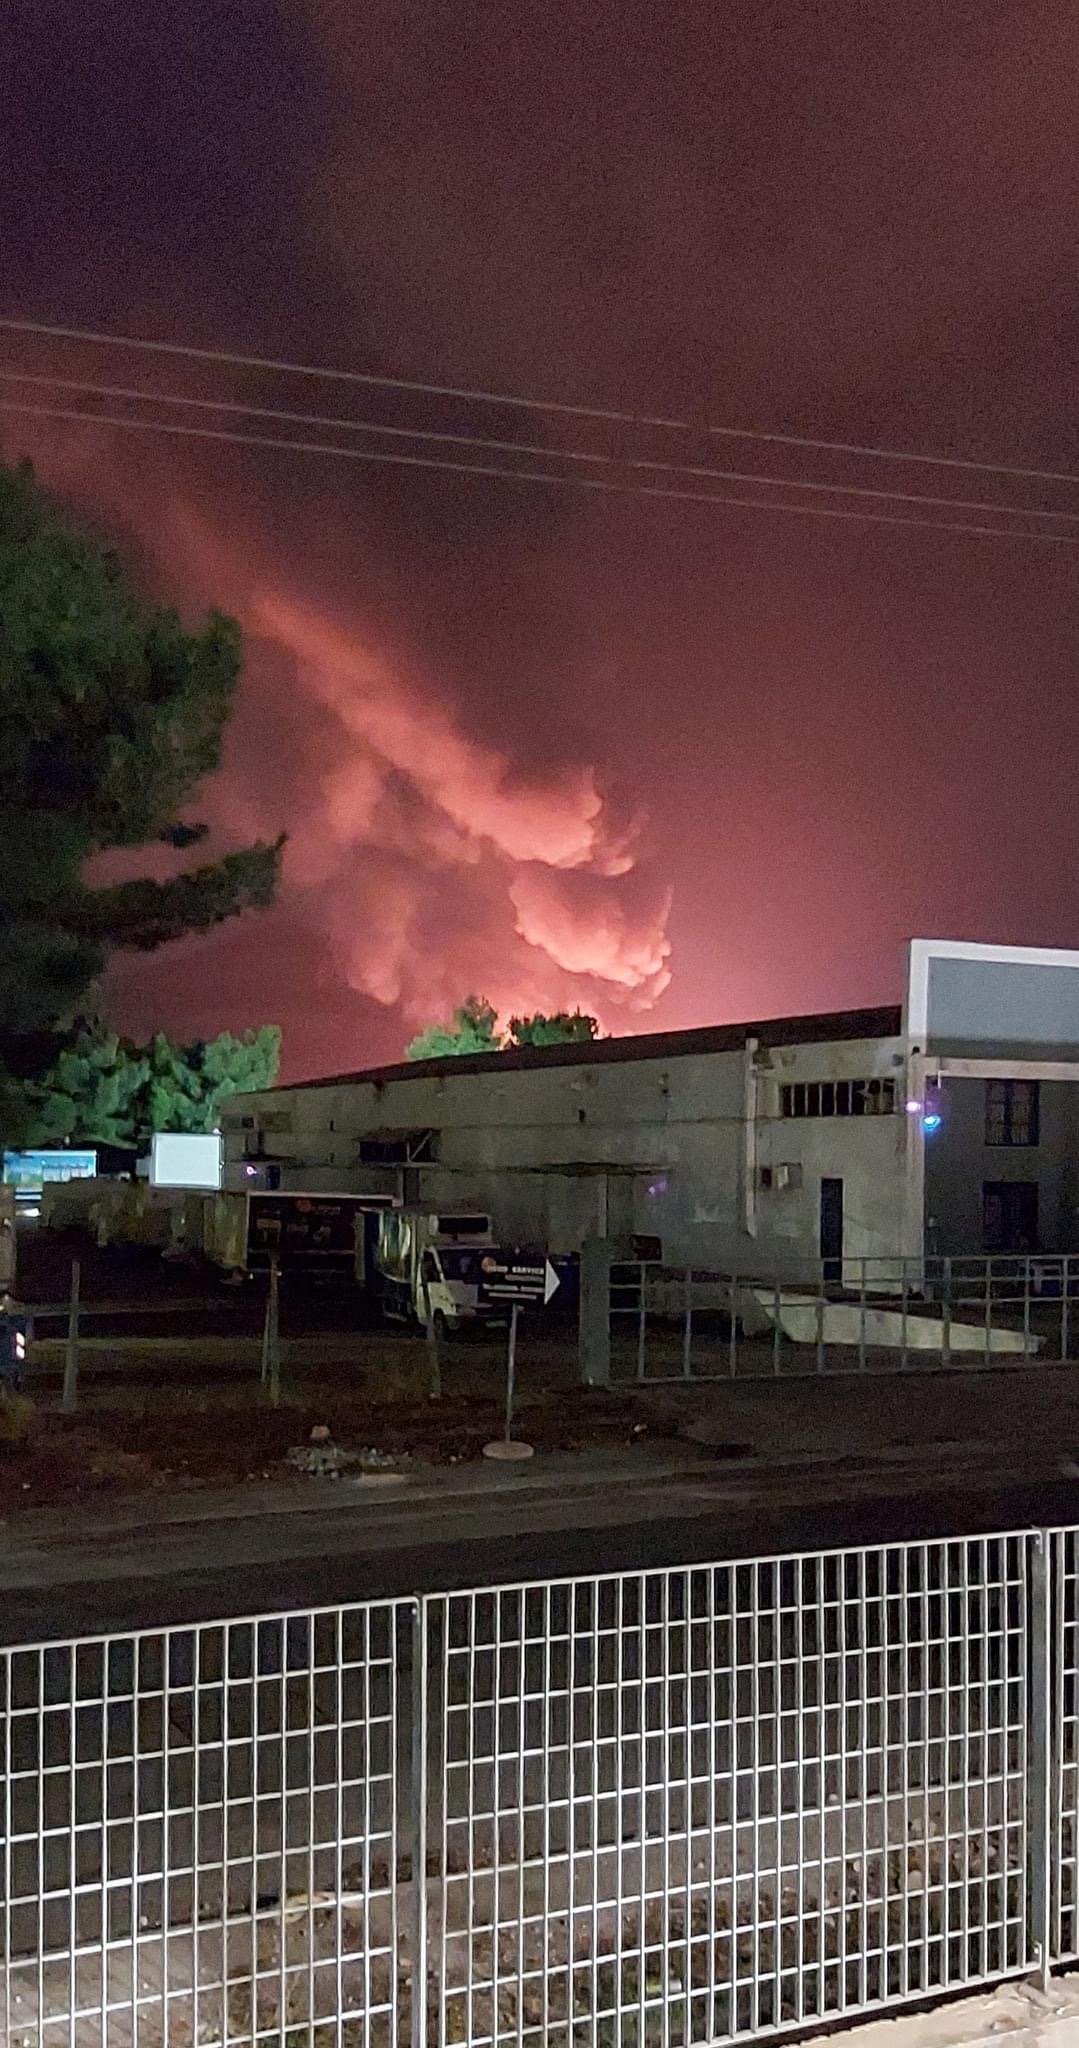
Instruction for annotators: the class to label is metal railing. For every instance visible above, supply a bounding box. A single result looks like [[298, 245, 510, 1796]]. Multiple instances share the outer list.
[[610, 1255, 1079, 1380], [423, 1537, 1032, 2048], [7, 1528, 1079, 2048], [1, 1604, 413, 2048]]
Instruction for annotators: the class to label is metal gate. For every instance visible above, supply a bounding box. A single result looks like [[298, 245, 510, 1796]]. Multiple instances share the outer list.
[[420, 1537, 1033, 2048], [10, 1529, 1079, 2048]]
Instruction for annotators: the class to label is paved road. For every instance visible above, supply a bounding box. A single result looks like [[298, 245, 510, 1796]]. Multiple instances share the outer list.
[[4, 1438, 1079, 1645]]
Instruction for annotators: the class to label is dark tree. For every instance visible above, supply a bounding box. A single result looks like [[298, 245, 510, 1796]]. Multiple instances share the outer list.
[[24, 1019, 282, 1151], [0, 460, 283, 1134], [405, 996, 501, 1060], [405, 999, 601, 1060], [508, 1011, 599, 1047]]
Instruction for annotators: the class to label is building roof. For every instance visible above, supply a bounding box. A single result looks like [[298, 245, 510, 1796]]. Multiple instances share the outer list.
[[276, 1004, 903, 1094]]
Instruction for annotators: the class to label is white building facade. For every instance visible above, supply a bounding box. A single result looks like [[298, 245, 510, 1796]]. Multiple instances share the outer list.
[[222, 1003, 916, 1272], [222, 942, 1079, 1275]]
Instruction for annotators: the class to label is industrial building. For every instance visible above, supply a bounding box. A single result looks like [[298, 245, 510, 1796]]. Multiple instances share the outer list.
[[221, 940, 1079, 1273]]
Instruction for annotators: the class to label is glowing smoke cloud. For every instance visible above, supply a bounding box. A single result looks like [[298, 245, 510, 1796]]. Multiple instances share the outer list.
[[0, 417, 673, 1050], [246, 592, 673, 1022]]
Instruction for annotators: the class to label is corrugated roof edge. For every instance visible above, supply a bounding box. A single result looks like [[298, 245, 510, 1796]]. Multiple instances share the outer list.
[[275, 1005, 904, 1094]]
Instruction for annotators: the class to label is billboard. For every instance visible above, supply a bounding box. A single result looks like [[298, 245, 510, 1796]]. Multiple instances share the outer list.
[[906, 939, 1079, 1058], [3, 1149, 97, 1192], [150, 1131, 223, 1190]]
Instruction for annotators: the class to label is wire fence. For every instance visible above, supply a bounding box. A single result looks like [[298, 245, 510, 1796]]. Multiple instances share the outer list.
[[609, 1256, 1079, 1380], [6, 1528, 1079, 2048]]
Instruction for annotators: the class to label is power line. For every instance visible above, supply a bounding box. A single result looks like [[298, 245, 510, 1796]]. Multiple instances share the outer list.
[[3, 311, 1079, 492], [4, 395, 1079, 546], [3, 366, 1079, 529]]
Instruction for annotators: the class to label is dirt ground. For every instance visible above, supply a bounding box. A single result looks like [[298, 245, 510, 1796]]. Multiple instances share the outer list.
[[0, 1371, 653, 1517]]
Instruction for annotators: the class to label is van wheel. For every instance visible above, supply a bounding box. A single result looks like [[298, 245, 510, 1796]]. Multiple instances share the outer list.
[[433, 1310, 451, 1342]]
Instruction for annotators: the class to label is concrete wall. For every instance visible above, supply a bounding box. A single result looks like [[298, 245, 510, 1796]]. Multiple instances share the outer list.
[[223, 1030, 914, 1271], [754, 1035, 911, 1270], [924, 1077, 1079, 1253]]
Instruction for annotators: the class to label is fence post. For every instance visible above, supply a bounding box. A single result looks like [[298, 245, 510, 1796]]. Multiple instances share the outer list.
[[1063, 1257, 1071, 1362], [815, 1279, 825, 1373], [62, 1256, 80, 1414], [421, 1273, 442, 1401], [728, 1273, 738, 1379], [1029, 1530, 1052, 1990], [636, 1263, 647, 1381], [942, 1256, 952, 1368], [261, 1255, 281, 1404], [410, 1598, 429, 2048], [578, 1237, 612, 1387], [682, 1266, 693, 1380]]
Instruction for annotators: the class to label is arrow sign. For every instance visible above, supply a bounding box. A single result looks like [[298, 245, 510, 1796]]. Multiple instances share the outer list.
[[479, 1255, 560, 1307]]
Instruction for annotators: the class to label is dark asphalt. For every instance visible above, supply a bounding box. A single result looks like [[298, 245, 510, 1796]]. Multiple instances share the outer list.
[[5, 1470, 1079, 1646]]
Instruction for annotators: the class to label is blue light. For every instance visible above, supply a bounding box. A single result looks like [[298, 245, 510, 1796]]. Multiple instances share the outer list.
[[922, 1111, 943, 1134]]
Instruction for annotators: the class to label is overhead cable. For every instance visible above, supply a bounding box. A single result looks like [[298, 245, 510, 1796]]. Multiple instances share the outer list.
[[3, 312, 1079, 490], [4, 395, 1079, 545]]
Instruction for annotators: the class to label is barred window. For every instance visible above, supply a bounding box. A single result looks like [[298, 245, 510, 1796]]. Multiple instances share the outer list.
[[781, 1077, 895, 1118], [985, 1079, 1039, 1147]]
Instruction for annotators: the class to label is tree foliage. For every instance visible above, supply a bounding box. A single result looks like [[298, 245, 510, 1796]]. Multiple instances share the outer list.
[[23, 1018, 281, 1151], [507, 1011, 599, 1047], [405, 996, 500, 1061], [0, 459, 284, 1131], [406, 998, 599, 1059]]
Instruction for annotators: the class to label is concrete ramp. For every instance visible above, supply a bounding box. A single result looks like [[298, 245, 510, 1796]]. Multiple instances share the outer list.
[[740, 1286, 1042, 1355]]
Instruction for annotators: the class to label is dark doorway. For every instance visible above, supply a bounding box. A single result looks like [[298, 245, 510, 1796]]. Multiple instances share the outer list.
[[982, 1180, 1039, 1253], [819, 1176, 844, 1282]]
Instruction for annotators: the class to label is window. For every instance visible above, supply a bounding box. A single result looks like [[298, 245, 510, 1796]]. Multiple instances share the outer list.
[[983, 1180, 1038, 1252], [985, 1080, 1039, 1148], [359, 1128, 439, 1165], [781, 1077, 894, 1118]]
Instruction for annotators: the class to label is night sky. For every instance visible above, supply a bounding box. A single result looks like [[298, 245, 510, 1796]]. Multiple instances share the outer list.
[[3, 2, 1078, 1078]]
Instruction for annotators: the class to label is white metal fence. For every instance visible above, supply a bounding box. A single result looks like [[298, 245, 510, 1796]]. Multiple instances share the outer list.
[[1, 1605, 413, 2048], [610, 1256, 1079, 1380], [6, 1530, 1079, 2048]]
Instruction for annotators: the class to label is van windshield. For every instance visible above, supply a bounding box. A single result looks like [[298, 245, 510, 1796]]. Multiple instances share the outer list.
[[438, 1249, 482, 1283]]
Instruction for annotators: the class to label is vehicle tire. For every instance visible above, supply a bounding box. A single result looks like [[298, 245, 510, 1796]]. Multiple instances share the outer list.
[[432, 1309, 451, 1342]]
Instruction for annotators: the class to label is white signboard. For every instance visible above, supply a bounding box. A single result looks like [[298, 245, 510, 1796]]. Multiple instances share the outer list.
[[150, 1131, 223, 1191]]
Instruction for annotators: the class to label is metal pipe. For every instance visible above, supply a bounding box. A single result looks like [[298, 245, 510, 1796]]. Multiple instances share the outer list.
[[1029, 1532, 1052, 1989], [411, 1601, 429, 2048], [503, 1302, 519, 1440]]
